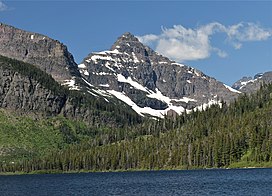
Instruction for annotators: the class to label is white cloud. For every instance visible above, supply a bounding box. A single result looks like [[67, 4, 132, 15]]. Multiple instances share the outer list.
[[228, 22, 271, 41], [138, 34, 159, 44], [0, 1, 7, 11], [138, 22, 272, 62], [226, 22, 272, 49]]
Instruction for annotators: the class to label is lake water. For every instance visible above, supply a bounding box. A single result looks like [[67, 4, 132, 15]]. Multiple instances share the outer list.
[[0, 168, 271, 195]]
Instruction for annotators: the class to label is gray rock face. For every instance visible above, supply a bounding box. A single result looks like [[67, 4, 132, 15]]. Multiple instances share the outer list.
[[232, 72, 272, 94], [0, 57, 126, 126], [0, 64, 66, 116], [79, 32, 240, 117], [0, 23, 79, 82]]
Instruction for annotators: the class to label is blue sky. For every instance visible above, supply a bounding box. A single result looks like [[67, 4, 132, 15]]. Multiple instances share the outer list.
[[0, 1, 271, 85]]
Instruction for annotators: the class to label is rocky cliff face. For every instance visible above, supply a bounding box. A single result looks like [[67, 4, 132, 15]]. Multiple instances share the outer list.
[[0, 67, 65, 116], [0, 56, 139, 126], [79, 32, 240, 117], [0, 23, 79, 83], [232, 72, 272, 94], [0, 57, 66, 117]]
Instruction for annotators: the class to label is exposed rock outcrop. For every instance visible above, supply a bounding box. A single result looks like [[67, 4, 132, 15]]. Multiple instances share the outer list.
[[79, 32, 240, 117], [232, 72, 272, 94], [0, 23, 79, 82], [0, 56, 139, 126]]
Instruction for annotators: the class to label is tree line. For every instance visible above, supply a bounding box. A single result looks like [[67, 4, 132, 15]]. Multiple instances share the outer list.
[[1, 83, 271, 173]]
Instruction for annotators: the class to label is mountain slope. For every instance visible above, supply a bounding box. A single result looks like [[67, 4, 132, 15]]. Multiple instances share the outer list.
[[0, 23, 241, 118], [79, 32, 240, 117], [232, 71, 272, 94], [0, 55, 141, 126], [0, 23, 79, 83], [2, 82, 271, 173]]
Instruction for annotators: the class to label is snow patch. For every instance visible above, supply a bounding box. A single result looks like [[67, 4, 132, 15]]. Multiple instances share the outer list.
[[194, 71, 201, 77], [99, 84, 110, 87], [173, 97, 197, 103], [31, 35, 34, 40], [83, 70, 89, 76], [147, 88, 197, 105], [78, 63, 86, 69], [132, 52, 140, 63], [90, 55, 115, 63], [107, 90, 186, 118], [171, 62, 185, 67], [92, 88, 111, 97], [117, 74, 149, 92], [194, 100, 222, 111], [62, 77, 80, 90], [147, 88, 171, 104], [240, 79, 258, 89], [92, 72, 113, 76], [159, 61, 168, 64], [82, 78, 94, 87], [187, 80, 192, 84], [223, 84, 241, 93], [104, 62, 116, 72], [94, 49, 121, 55]]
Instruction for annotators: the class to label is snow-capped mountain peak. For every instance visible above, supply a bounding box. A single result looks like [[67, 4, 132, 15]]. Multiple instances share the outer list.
[[78, 32, 240, 118]]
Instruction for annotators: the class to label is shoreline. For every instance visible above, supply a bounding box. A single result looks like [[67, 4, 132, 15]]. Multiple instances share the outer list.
[[1, 164, 271, 176]]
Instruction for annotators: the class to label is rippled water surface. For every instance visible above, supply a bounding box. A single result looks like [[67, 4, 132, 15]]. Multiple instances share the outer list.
[[1, 168, 272, 195]]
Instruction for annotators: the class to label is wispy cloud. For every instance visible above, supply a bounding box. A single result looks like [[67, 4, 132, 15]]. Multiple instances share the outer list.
[[137, 22, 272, 62], [0, 1, 8, 11], [226, 22, 272, 49]]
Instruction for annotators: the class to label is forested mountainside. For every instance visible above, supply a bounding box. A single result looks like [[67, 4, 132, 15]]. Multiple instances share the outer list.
[[1, 83, 271, 173], [0, 23, 271, 173]]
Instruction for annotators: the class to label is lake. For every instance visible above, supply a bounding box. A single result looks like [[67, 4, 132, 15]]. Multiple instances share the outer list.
[[0, 168, 271, 195]]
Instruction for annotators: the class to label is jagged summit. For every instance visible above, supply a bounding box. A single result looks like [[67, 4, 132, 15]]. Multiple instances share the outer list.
[[112, 32, 139, 44], [78, 33, 240, 118], [110, 32, 147, 54], [120, 32, 138, 40]]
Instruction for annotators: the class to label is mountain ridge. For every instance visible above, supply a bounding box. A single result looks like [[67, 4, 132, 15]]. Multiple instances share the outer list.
[[0, 23, 270, 118], [0, 22, 80, 83], [79, 32, 240, 117], [232, 71, 272, 93], [0, 24, 271, 173], [0, 55, 141, 126]]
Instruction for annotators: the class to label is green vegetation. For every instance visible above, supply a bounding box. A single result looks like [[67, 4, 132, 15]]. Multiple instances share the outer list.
[[1, 82, 271, 173], [0, 55, 271, 173]]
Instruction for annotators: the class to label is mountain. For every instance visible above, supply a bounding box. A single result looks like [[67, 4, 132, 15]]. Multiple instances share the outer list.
[[232, 71, 272, 93], [2, 82, 271, 173], [0, 23, 79, 83], [0, 24, 271, 173], [0, 55, 141, 126], [0, 23, 242, 118], [79, 32, 240, 118]]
